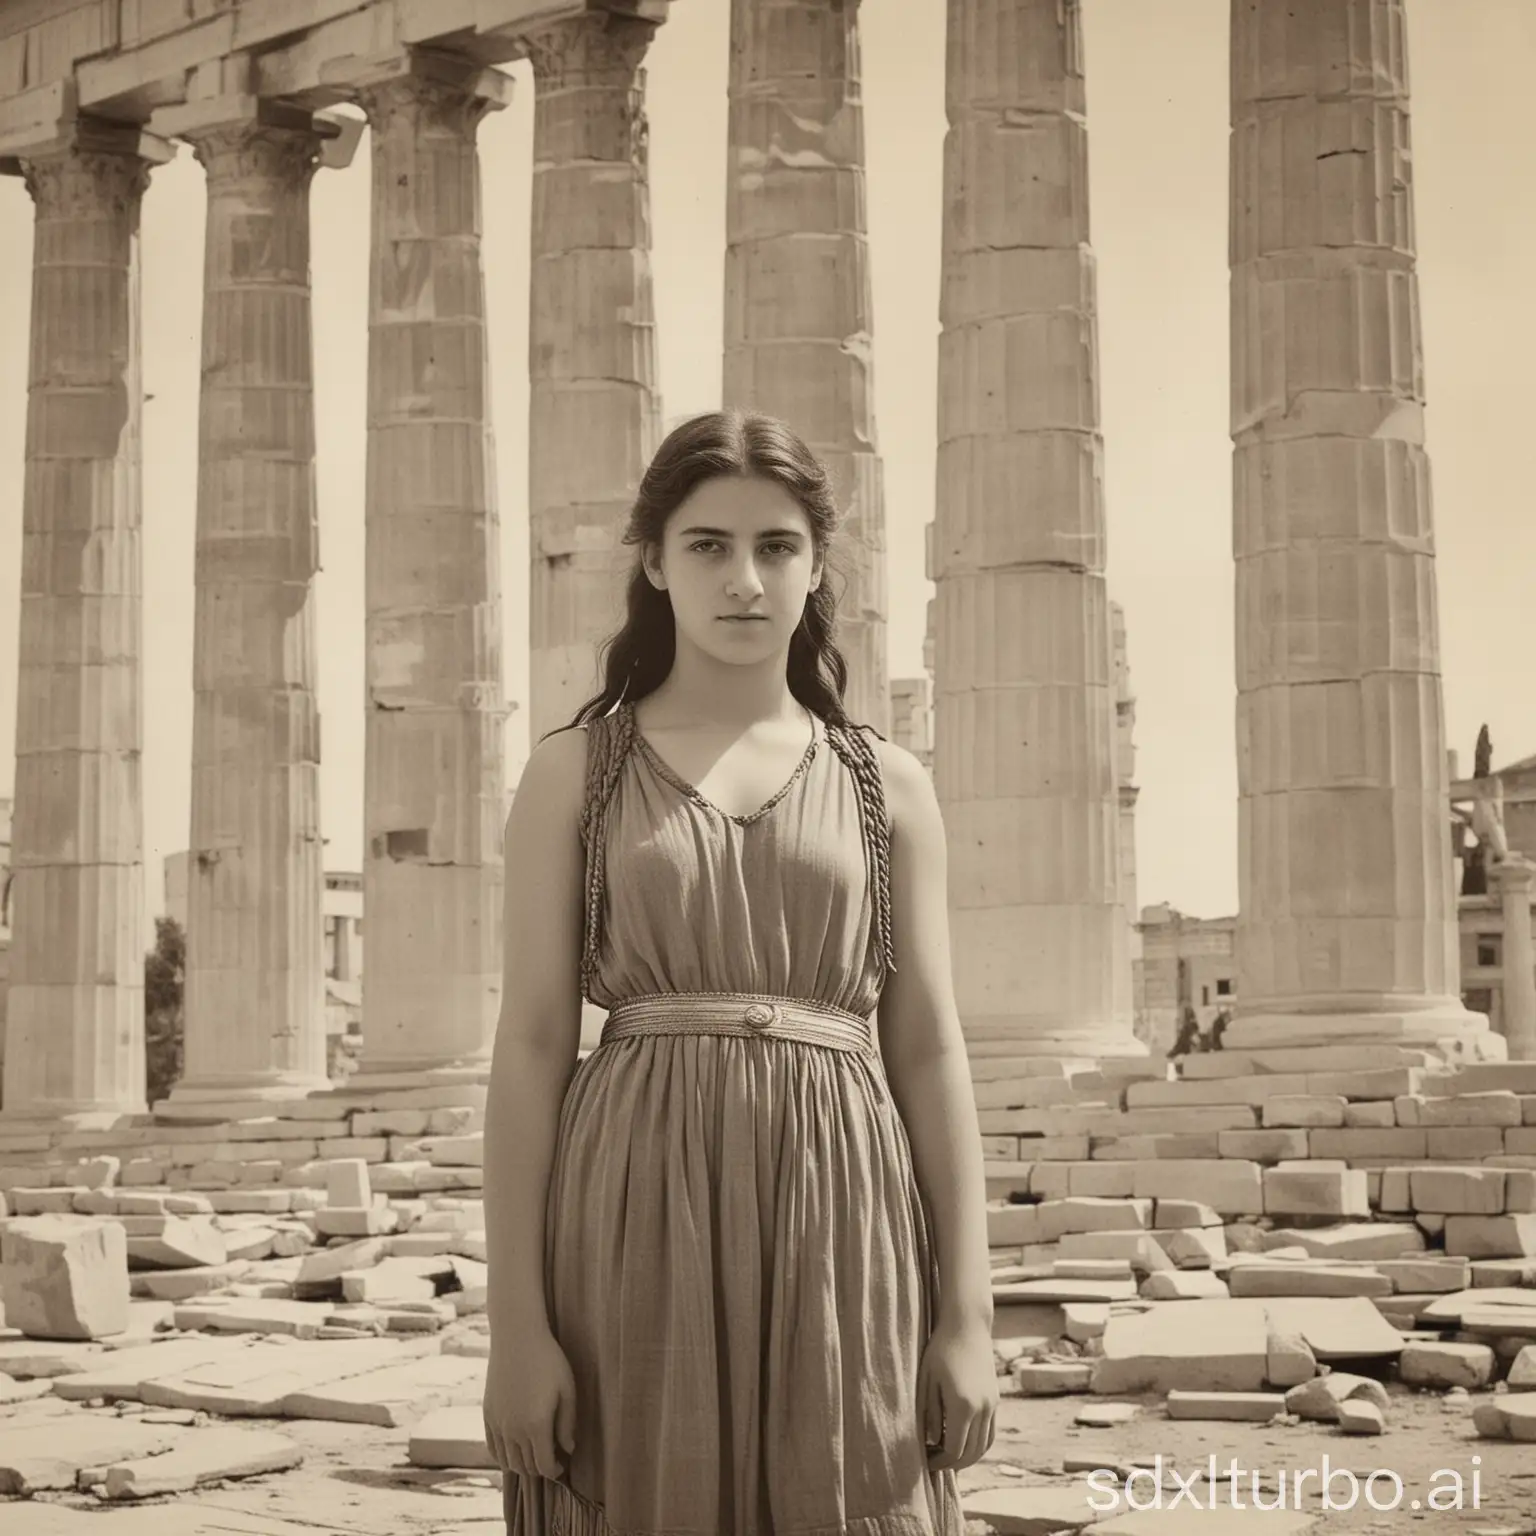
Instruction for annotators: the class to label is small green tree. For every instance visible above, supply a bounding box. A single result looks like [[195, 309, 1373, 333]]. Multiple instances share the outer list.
[[145, 916, 186, 1106]]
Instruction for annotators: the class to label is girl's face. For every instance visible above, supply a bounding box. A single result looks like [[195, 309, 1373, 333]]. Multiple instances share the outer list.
[[645, 475, 824, 669]]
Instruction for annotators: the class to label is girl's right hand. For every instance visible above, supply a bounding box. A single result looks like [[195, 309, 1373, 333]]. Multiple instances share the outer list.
[[484, 1329, 578, 1482]]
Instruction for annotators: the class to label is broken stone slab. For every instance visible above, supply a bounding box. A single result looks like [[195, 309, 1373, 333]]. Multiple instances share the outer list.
[[223, 1227, 279, 1263], [1417, 1287, 1536, 1328], [1338, 1396, 1385, 1434], [0, 1417, 182, 1494], [1052, 1259, 1135, 1281], [1073, 1401, 1138, 1428], [99, 1425, 303, 1498], [1092, 1298, 1269, 1394], [340, 1254, 452, 1304], [326, 1159, 372, 1209], [280, 1350, 486, 1426], [1472, 1392, 1536, 1441], [1139, 1270, 1229, 1301], [995, 1276, 1138, 1306], [129, 1260, 255, 1301], [1458, 1303, 1536, 1339], [1509, 1344, 1536, 1388], [959, 1484, 1100, 1535], [1153, 1228, 1225, 1269], [315, 1206, 398, 1238], [139, 1337, 422, 1416], [1262, 1296, 1405, 1360], [1227, 1264, 1392, 1299], [124, 1213, 228, 1270], [1012, 1360, 1093, 1396], [0, 1371, 54, 1404], [1265, 1327, 1316, 1387], [1078, 1505, 1316, 1535], [1284, 1372, 1390, 1423], [1, 1216, 129, 1340], [294, 1236, 391, 1292], [1376, 1256, 1470, 1293], [1443, 1214, 1536, 1259], [408, 1403, 496, 1468], [0, 1339, 107, 1378], [1165, 1389, 1287, 1422], [1398, 1341, 1495, 1389], [1035, 1197, 1152, 1242], [171, 1298, 337, 1338], [1259, 1223, 1424, 1261], [1151, 1200, 1222, 1230], [51, 1335, 237, 1402]]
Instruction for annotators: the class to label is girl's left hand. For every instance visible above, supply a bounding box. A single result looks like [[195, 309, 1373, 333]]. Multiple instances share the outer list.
[[917, 1316, 999, 1472]]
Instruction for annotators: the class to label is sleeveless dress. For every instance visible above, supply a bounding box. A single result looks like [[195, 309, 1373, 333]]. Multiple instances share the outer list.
[[504, 701, 965, 1536]]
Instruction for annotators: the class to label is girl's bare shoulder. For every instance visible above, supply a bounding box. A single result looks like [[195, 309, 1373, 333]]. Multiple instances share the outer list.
[[508, 724, 592, 826], [864, 732, 939, 829]]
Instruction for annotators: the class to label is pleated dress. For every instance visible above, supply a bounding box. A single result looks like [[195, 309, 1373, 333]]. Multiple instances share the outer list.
[[505, 700, 964, 1536]]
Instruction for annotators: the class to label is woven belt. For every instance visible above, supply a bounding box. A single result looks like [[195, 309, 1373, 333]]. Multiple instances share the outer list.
[[600, 991, 874, 1056]]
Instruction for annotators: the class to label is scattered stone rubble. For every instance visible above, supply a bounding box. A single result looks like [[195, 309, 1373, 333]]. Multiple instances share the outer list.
[[7, 1055, 1536, 1522], [0, 1087, 496, 1506], [980, 1051, 1536, 1448]]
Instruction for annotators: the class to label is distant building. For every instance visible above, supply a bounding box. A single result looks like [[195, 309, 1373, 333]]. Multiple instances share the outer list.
[[1134, 904, 1237, 1052], [1451, 749, 1536, 1037], [1135, 746, 1536, 1053]]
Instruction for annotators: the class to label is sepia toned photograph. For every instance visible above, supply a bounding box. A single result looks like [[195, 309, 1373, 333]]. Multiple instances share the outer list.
[[0, 0, 1534, 1532]]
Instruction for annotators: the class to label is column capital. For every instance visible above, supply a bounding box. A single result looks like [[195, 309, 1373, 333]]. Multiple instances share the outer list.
[[524, 9, 657, 90], [9, 115, 173, 211], [185, 117, 327, 189], [356, 49, 513, 138], [155, 95, 361, 176], [19, 142, 156, 215]]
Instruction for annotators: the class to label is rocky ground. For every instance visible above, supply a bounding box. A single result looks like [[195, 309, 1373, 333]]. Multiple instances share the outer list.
[[3, 1350, 1535, 1536]]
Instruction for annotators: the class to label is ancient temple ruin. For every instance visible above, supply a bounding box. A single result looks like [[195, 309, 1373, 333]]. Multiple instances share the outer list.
[[2, 4, 1536, 1515], [0, 0, 1520, 1150]]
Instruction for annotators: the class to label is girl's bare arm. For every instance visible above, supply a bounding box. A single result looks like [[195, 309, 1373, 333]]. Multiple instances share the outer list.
[[483, 727, 589, 1341], [873, 740, 993, 1331]]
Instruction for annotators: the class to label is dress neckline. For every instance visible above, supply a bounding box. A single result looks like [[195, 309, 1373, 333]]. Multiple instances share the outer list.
[[626, 700, 820, 827]]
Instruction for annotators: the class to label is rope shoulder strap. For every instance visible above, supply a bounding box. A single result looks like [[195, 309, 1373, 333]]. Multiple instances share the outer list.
[[578, 704, 637, 1001], [825, 719, 897, 981]]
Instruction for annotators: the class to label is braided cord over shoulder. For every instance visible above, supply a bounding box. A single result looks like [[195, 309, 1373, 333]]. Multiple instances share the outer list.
[[825, 720, 897, 981], [578, 704, 637, 1000]]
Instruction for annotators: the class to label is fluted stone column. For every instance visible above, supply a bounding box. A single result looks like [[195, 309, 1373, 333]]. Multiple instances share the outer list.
[[525, 8, 662, 742], [1226, 0, 1496, 1056], [166, 116, 332, 1104], [356, 62, 510, 1080], [932, 0, 1139, 1066], [1495, 859, 1536, 1060], [723, 0, 888, 734], [1, 131, 170, 1119]]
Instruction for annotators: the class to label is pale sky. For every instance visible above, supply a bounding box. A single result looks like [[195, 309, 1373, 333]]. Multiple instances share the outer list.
[[1, 0, 1532, 928]]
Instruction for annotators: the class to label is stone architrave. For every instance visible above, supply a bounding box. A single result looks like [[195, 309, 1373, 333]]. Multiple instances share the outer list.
[[170, 110, 336, 1104], [1, 127, 172, 1119], [525, 7, 663, 742], [355, 58, 512, 1080], [1494, 859, 1536, 1060], [1225, 0, 1496, 1057], [930, 0, 1139, 1064], [722, 0, 889, 734]]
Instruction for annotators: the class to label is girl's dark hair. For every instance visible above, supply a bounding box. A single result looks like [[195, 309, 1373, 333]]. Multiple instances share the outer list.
[[555, 409, 854, 733]]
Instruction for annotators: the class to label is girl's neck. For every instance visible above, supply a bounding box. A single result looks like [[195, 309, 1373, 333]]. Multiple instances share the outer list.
[[641, 645, 803, 730]]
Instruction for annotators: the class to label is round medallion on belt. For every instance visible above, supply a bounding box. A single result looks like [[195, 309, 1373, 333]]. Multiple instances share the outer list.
[[743, 1002, 778, 1029]]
